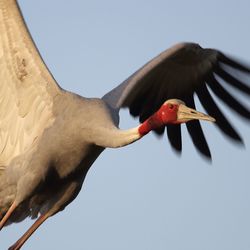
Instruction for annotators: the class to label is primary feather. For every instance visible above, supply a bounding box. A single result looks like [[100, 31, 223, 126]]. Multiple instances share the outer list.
[[104, 43, 250, 157]]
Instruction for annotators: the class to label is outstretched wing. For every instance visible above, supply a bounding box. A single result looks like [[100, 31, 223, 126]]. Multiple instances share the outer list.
[[103, 43, 250, 159], [0, 0, 62, 166]]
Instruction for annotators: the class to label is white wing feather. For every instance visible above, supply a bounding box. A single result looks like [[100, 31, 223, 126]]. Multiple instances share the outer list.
[[0, 0, 61, 166]]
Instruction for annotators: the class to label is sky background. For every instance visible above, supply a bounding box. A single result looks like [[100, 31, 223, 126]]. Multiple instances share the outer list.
[[2, 0, 250, 249]]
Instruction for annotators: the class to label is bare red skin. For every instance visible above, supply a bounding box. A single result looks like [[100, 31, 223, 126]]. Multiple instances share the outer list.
[[138, 103, 179, 136]]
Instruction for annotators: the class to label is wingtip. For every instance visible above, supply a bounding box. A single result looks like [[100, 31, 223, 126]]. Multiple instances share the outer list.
[[218, 52, 250, 74]]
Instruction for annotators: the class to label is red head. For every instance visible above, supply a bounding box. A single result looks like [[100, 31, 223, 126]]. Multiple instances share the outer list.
[[138, 99, 215, 136], [158, 101, 180, 124], [158, 99, 216, 124]]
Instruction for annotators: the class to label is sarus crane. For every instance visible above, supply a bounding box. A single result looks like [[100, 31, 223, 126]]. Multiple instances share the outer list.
[[0, 0, 249, 249]]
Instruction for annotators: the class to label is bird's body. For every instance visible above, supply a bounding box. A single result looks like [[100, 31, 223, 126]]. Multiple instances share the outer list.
[[0, 93, 116, 223], [0, 0, 250, 249]]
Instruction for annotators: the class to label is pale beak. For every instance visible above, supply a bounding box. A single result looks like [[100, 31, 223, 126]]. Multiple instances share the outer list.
[[177, 104, 216, 123]]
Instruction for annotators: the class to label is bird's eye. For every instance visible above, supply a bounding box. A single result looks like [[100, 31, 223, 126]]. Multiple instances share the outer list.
[[168, 104, 174, 109]]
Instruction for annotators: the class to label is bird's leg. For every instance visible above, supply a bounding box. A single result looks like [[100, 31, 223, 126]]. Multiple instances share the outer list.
[[8, 181, 81, 250], [0, 202, 17, 230], [8, 213, 50, 250]]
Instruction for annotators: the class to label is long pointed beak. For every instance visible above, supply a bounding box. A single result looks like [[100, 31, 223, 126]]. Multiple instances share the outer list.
[[177, 104, 216, 123]]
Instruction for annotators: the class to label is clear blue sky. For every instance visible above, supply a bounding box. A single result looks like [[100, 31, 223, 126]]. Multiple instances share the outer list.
[[2, 1, 250, 249]]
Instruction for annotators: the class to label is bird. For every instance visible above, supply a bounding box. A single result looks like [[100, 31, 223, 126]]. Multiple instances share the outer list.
[[0, 0, 249, 250]]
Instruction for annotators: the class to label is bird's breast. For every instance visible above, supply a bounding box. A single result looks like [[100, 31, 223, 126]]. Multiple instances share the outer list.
[[52, 142, 104, 179]]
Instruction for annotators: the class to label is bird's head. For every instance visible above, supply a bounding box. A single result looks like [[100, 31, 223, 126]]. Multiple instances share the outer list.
[[158, 99, 216, 124], [138, 99, 215, 136]]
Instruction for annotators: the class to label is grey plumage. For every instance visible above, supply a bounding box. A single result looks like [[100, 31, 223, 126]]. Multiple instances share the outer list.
[[0, 93, 116, 221], [0, 0, 250, 249]]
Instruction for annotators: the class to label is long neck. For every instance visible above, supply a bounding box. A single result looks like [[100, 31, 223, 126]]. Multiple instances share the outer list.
[[93, 126, 142, 148], [92, 113, 163, 148]]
